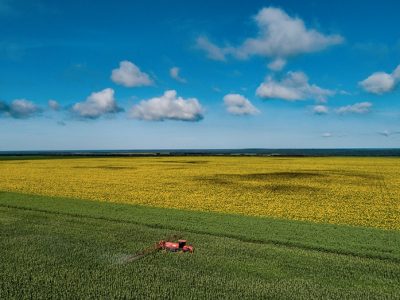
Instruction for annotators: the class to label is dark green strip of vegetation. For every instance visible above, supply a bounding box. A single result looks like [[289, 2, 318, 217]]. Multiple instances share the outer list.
[[1, 191, 399, 263]]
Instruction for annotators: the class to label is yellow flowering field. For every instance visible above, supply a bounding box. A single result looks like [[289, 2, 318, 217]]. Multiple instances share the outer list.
[[0, 156, 399, 230]]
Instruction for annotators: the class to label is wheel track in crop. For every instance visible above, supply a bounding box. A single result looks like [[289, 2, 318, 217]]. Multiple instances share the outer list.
[[1, 203, 399, 264]]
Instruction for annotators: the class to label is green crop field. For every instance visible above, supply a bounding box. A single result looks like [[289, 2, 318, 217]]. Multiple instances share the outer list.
[[1, 156, 399, 299]]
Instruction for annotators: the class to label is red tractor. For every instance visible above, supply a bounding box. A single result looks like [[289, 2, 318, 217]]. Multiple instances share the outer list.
[[158, 239, 194, 253], [127, 238, 194, 262]]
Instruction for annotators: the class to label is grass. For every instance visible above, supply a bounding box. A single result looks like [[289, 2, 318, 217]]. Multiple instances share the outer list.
[[0, 156, 399, 229], [1, 192, 399, 299]]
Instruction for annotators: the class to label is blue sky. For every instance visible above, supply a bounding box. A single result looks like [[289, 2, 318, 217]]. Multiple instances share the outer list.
[[1, 0, 400, 150]]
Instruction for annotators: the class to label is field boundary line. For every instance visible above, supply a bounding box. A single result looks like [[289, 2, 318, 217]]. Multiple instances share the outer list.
[[1, 203, 399, 264]]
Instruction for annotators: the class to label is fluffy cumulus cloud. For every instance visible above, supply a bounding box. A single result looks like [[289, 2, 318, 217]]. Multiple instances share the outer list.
[[312, 105, 329, 115], [111, 61, 153, 87], [196, 7, 343, 70], [223, 94, 260, 116], [0, 99, 41, 119], [130, 90, 203, 121], [169, 67, 187, 83], [256, 71, 334, 102], [48, 99, 60, 110], [359, 64, 400, 94], [336, 102, 372, 114], [72, 88, 123, 119], [10, 99, 40, 118]]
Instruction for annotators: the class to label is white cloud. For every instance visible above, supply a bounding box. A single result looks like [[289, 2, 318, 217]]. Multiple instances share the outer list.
[[130, 90, 203, 121], [359, 72, 395, 94], [196, 36, 228, 61], [322, 132, 333, 138], [223, 94, 260, 116], [0, 99, 41, 119], [312, 105, 329, 115], [378, 130, 400, 137], [378, 130, 390, 137], [48, 99, 60, 110], [359, 64, 400, 94], [169, 67, 187, 83], [256, 71, 334, 102], [10, 99, 40, 118], [196, 7, 343, 68], [236, 7, 344, 59], [336, 102, 372, 114], [393, 65, 400, 80], [212, 87, 222, 93], [111, 61, 153, 87], [267, 58, 287, 71], [72, 88, 122, 119]]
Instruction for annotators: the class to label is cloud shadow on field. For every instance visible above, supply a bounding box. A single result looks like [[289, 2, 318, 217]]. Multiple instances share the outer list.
[[73, 166, 136, 170], [231, 172, 325, 180], [331, 171, 382, 180], [196, 172, 325, 193], [159, 160, 209, 164], [307, 169, 383, 180]]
